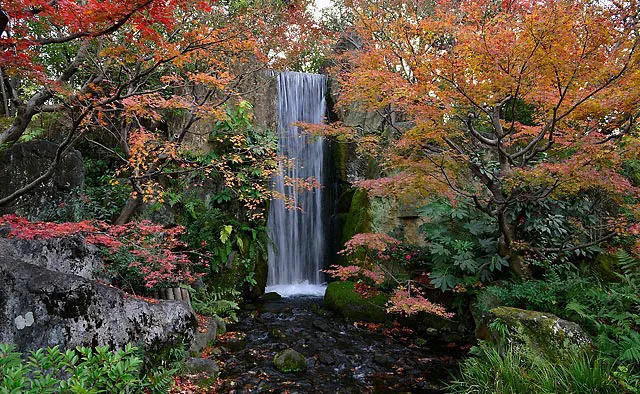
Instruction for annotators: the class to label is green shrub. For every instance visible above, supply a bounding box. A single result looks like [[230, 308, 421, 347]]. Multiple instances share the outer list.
[[417, 199, 508, 291], [0, 343, 174, 393], [448, 344, 631, 393]]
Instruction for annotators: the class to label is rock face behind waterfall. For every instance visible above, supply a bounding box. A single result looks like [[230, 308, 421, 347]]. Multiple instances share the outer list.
[[0, 237, 196, 352], [267, 72, 327, 287]]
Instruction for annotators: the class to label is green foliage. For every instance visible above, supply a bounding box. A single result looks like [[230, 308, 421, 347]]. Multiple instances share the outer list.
[[448, 344, 630, 393], [479, 251, 640, 369], [508, 195, 609, 270], [488, 318, 509, 342], [0, 343, 175, 393], [418, 199, 508, 291], [178, 194, 269, 290], [190, 286, 241, 322]]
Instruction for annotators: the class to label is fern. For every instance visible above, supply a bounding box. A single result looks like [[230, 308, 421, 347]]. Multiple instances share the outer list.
[[209, 286, 241, 301], [190, 286, 240, 321], [618, 331, 640, 365], [488, 318, 510, 342], [616, 250, 640, 283]]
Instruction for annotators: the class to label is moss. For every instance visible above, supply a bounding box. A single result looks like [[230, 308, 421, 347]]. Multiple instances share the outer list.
[[324, 281, 390, 323], [488, 306, 593, 363], [341, 189, 372, 247], [591, 253, 621, 283], [273, 349, 307, 373], [331, 140, 348, 183]]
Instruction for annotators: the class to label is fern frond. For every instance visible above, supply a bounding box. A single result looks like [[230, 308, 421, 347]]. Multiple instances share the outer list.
[[618, 331, 640, 365], [616, 250, 640, 282]]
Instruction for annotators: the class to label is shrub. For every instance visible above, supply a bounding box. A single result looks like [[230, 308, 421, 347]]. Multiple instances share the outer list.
[[0, 343, 174, 393]]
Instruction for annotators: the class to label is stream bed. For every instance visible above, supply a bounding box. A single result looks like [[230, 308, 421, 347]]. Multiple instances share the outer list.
[[212, 296, 466, 393]]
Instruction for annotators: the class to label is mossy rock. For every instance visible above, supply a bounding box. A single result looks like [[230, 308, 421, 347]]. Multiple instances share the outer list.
[[487, 306, 593, 363], [591, 253, 621, 283], [324, 281, 390, 323], [273, 348, 307, 373], [341, 189, 372, 247]]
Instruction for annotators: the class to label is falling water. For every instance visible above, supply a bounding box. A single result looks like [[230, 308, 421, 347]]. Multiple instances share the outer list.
[[266, 71, 327, 297]]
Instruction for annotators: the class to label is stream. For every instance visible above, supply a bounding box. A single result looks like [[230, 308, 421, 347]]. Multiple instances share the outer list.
[[212, 296, 465, 393]]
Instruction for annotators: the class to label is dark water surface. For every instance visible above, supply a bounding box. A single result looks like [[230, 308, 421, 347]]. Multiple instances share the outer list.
[[214, 297, 464, 393]]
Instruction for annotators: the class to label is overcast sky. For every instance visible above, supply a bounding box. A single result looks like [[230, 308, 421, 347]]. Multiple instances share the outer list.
[[313, 0, 333, 18]]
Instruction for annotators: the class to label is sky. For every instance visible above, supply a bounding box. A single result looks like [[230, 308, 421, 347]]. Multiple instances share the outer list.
[[313, 0, 333, 19]]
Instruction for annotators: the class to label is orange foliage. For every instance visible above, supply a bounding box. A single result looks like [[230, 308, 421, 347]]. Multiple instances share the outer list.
[[328, 0, 640, 254]]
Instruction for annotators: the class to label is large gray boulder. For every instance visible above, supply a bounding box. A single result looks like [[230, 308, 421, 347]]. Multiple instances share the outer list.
[[0, 256, 196, 352], [0, 236, 105, 281], [0, 140, 84, 216]]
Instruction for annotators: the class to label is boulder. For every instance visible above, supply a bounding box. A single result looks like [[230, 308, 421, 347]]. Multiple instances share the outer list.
[[185, 357, 219, 375], [0, 140, 84, 216], [0, 236, 105, 281], [323, 281, 390, 323], [189, 316, 218, 355], [273, 348, 307, 373], [0, 256, 196, 353], [484, 306, 593, 363], [261, 292, 282, 302]]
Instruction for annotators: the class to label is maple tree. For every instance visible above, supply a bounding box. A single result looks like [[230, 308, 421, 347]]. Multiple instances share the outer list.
[[328, 0, 640, 275], [325, 232, 455, 317], [0, 0, 321, 222], [0, 214, 205, 291]]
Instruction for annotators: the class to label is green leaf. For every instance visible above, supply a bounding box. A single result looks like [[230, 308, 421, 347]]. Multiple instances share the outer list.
[[220, 225, 233, 244]]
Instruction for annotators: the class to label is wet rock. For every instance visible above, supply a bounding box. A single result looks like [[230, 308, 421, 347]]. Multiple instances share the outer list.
[[318, 352, 335, 365], [306, 357, 316, 369], [185, 357, 219, 375], [217, 296, 464, 392], [261, 292, 282, 302], [261, 301, 292, 314], [486, 306, 593, 362], [374, 352, 393, 368], [190, 316, 218, 354], [0, 256, 196, 352], [269, 328, 286, 339], [221, 332, 247, 351], [312, 319, 331, 332], [260, 312, 276, 320], [273, 348, 307, 373]]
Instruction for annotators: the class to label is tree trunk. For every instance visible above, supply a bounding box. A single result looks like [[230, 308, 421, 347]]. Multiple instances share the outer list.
[[114, 194, 140, 224], [497, 209, 531, 279]]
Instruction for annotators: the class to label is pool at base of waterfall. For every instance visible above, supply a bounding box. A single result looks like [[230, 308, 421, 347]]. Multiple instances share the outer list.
[[265, 281, 327, 297]]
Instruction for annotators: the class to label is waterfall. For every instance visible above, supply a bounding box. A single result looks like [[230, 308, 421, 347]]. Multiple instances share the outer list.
[[266, 71, 327, 297]]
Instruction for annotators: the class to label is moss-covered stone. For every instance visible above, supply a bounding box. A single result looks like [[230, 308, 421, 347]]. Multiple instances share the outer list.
[[487, 306, 593, 363], [331, 139, 348, 184], [273, 348, 307, 373], [591, 253, 621, 283], [323, 281, 390, 323], [341, 189, 372, 246]]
